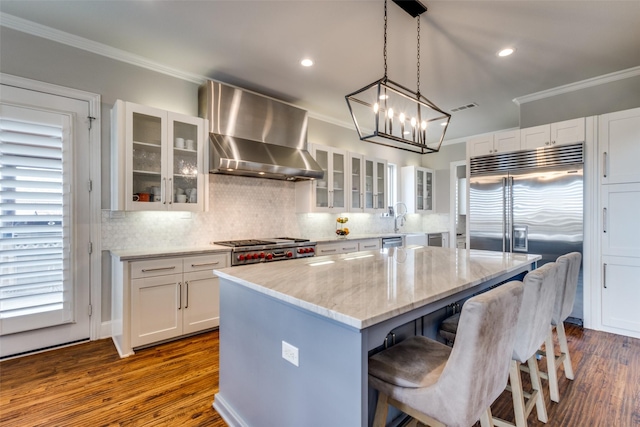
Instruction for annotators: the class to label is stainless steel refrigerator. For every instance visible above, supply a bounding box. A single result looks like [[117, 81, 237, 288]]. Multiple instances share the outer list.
[[469, 143, 584, 322]]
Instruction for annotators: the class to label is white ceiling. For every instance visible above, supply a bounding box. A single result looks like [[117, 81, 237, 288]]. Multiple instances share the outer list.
[[2, 0, 639, 141]]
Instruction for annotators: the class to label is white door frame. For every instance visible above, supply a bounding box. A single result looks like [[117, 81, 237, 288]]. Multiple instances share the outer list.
[[449, 160, 467, 249], [1, 73, 102, 341]]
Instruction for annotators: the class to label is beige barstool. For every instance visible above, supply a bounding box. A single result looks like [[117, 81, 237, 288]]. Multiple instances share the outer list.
[[542, 252, 582, 403], [368, 280, 525, 427]]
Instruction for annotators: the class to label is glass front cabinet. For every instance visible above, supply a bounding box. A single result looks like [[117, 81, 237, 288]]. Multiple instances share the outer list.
[[309, 145, 347, 213], [401, 165, 435, 213], [111, 101, 207, 212], [349, 154, 387, 213]]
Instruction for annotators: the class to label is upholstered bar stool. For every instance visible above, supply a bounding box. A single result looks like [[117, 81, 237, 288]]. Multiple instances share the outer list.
[[368, 280, 525, 427], [493, 262, 559, 427], [541, 252, 582, 403]]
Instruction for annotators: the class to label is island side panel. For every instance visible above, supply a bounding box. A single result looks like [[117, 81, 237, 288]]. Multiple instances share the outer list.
[[215, 277, 366, 427]]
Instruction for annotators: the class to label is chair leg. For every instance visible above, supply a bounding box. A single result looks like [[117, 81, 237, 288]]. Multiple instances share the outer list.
[[556, 321, 574, 380], [372, 392, 389, 427], [480, 408, 495, 427], [545, 329, 560, 403], [509, 360, 528, 427], [527, 356, 548, 423]]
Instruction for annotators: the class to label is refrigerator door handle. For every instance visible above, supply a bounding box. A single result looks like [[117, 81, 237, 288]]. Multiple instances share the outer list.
[[508, 176, 515, 253], [502, 177, 508, 252]]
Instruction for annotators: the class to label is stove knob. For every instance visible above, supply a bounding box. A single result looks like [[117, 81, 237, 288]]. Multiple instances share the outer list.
[[286, 251, 293, 258], [266, 253, 273, 260], [252, 253, 260, 260], [308, 247, 315, 253], [297, 248, 303, 254], [259, 252, 265, 258], [238, 254, 245, 261], [305, 248, 311, 253]]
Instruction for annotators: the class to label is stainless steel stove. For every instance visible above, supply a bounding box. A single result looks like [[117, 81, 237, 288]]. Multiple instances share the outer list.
[[214, 237, 316, 266]]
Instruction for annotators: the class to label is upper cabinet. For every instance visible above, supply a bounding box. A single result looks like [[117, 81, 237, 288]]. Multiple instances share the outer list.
[[467, 130, 520, 157], [599, 108, 640, 185], [111, 101, 208, 212], [296, 144, 347, 213], [349, 154, 387, 213], [521, 118, 585, 150], [401, 166, 435, 213]]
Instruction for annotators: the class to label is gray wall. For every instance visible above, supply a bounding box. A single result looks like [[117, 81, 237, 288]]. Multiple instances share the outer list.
[[520, 75, 640, 128]]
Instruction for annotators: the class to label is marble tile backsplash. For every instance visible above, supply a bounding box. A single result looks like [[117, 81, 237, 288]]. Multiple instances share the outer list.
[[101, 174, 449, 250]]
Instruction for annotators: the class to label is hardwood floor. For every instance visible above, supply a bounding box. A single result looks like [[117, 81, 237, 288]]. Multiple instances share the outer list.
[[1, 325, 639, 426]]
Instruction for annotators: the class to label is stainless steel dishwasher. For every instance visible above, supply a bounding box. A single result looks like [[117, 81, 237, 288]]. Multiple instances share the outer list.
[[428, 233, 443, 247]]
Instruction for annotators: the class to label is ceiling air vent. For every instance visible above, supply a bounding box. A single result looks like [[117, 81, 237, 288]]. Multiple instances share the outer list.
[[450, 102, 479, 113]]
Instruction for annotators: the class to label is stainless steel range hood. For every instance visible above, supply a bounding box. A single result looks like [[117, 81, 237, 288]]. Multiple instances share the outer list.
[[198, 80, 324, 181]]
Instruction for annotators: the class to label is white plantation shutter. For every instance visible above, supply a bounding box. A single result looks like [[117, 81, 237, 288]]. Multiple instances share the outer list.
[[0, 108, 73, 334]]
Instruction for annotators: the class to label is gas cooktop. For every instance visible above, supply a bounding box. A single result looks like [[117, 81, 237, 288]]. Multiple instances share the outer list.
[[213, 238, 316, 265]]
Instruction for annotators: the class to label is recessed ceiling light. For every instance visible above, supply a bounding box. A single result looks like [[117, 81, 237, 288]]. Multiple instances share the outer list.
[[498, 47, 515, 57], [300, 58, 314, 67]]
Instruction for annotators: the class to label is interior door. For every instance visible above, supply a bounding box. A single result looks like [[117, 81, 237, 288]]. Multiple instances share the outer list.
[[0, 86, 91, 358]]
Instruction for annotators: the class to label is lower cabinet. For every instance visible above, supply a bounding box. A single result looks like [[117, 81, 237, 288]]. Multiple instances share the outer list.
[[601, 256, 640, 334], [112, 251, 229, 357], [316, 238, 380, 256]]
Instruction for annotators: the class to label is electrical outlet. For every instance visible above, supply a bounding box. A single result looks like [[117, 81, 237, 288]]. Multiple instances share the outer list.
[[282, 341, 299, 367]]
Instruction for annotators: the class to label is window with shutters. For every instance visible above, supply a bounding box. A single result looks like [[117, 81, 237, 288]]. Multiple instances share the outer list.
[[0, 112, 72, 331]]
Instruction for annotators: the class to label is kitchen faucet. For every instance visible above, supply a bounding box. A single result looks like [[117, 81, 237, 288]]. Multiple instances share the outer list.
[[393, 202, 407, 233]]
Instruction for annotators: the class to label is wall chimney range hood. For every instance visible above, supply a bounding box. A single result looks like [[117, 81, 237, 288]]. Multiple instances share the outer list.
[[198, 80, 324, 181]]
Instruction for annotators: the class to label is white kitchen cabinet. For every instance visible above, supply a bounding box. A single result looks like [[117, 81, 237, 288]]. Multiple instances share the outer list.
[[601, 256, 640, 333], [599, 107, 640, 185], [358, 238, 381, 251], [467, 130, 520, 157], [601, 183, 640, 258], [401, 166, 435, 213], [520, 118, 585, 150], [316, 241, 359, 256], [301, 144, 347, 213], [111, 100, 208, 212], [112, 251, 229, 357], [349, 154, 387, 212]]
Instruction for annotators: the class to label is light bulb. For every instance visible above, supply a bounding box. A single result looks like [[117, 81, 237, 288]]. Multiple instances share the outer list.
[[399, 113, 405, 122], [411, 117, 417, 127], [421, 121, 427, 130], [387, 108, 394, 119], [373, 103, 379, 113]]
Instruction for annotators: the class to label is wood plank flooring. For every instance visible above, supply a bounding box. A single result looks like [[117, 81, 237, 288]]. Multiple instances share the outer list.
[[1, 325, 639, 426]]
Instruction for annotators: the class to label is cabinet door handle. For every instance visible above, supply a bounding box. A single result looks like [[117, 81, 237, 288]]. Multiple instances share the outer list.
[[322, 249, 337, 253], [190, 261, 220, 267], [141, 266, 176, 273], [168, 178, 173, 204], [185, 281, 189, 309], [603, 207, 607, 233], [178, 282, 182, 310], [363, 245, 377, 249], [603, 263, 607, 289], [343, 246, 357, 251], [162, 178, 166, 204], [603, 151, 608, 178]]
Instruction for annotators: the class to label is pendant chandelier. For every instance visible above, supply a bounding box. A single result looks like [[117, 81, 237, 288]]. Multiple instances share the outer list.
[[345, 0, 451, 154]]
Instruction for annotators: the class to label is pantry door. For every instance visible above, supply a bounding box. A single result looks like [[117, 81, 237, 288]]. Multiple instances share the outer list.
[[0, 84, 92, 358]]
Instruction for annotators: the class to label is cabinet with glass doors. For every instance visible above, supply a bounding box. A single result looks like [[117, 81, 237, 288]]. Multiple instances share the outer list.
[[111, 100, 207, 212]]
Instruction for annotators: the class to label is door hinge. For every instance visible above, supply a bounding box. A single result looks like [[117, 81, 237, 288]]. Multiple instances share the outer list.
[[88, 242, 93, 254], [88, 180, 93, 192], [88, 304, 93, 316], [88, 116, 96, 130]]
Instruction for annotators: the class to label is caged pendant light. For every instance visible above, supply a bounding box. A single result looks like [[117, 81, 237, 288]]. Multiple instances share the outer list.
[[345, 0, 451, 154]]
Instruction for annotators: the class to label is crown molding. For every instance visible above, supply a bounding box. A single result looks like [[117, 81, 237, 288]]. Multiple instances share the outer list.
[[1, 13, 206, 85], [513, 66, 640, 105]]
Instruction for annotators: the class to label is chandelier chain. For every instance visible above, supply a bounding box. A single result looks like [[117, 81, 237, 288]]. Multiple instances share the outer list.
[[417, 16, 421, 95], [383, 0, 388, 78]]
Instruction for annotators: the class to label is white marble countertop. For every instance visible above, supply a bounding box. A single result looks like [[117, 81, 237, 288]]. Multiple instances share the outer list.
[[215, 247, 541, 330], [110, 244, 231, 261]]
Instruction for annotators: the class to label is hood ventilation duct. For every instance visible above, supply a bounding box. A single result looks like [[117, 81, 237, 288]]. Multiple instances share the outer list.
[[198, 80, 324, 181]]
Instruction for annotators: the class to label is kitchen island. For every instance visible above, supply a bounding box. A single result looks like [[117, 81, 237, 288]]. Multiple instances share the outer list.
[[213, 247, 540, 427]]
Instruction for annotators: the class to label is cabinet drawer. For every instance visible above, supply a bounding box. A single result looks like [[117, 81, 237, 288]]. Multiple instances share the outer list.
[[183, 253, 230, 273], [131, 258, 183, 279], [358, 239, 380, 251]]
